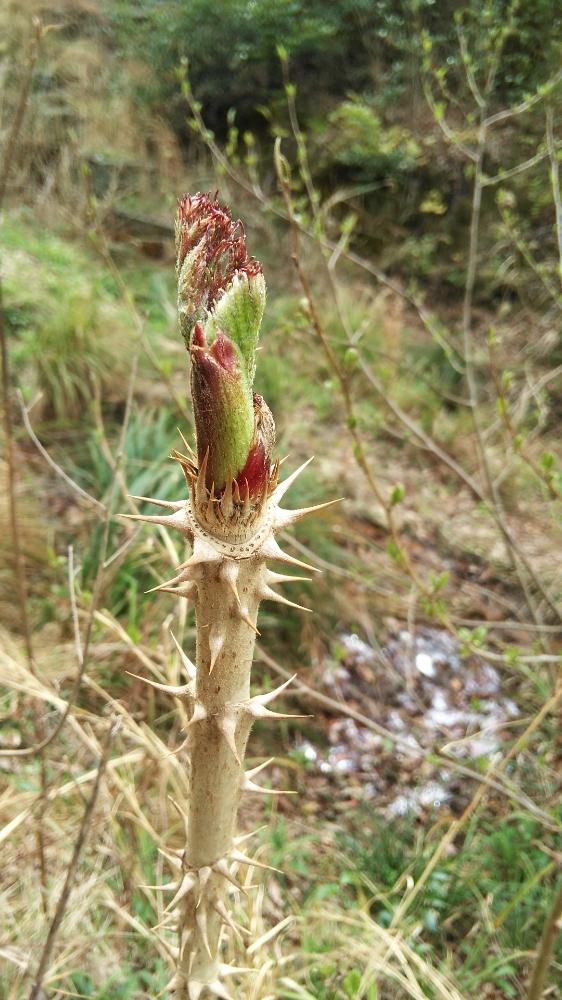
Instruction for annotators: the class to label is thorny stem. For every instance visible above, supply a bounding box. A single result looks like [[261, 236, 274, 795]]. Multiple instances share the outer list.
[[126, 457, 330, 996], [124, 190, 335, 997]]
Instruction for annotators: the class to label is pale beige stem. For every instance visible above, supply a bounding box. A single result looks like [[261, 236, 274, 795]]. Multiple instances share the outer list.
[[176, 559, 261, 992]]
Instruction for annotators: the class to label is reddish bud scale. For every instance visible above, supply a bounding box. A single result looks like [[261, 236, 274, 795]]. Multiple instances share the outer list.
[[236, 440, 268, 499]]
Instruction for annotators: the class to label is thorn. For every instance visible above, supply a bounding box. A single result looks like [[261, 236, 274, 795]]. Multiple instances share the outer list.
[[260, 535, 321, 574], [207, 480, 216, 518], [274, 496, 344, 529], [195, 902, 212, 959], [163, 975, 180, 995], [188, 948, 196, 977], [243, 778, 296, 795], [233, 825, 267, 846], [166, 735, 189, 757], [246, 702, 311, 722], [165, 701, 207, 756], [187, 701, 208, 728], [153, 911, 179, 931], [119, 508, 190, 536], [208, 981, 233, 1000], [264, 571, 311, 586], [221, 474, 234, 518], [149, 582, 197, 600], [219, 962, 255, 976], [238, 607, 261, 635], [244, 757, 275, 780], [145, 567, 197, 593], [177, 426, 197, 462], [220, 558, 240, 604], [169, 630, 196, 681], [212, 898, 248, 942], [138, 880, 178, 892], [208, 623, 226, 673], [126, 671, 192, 698], [197, 864, 213, 905], [242, 779, 297, 795], [182, 535, 223, 569], [242, 758, 296, 796], [230, 849, 284, 875], [244, 675, 311, 721], [215, 713, 241, 766], [250, 675, 297, 705], [212, 858, 248, 894], [158, 847, 183, 869], [168, 795, 189, 839], [196, 448, 209, 508], [271, 456, 314, 503], [259, 585, 312, 613], [167, 872, 197, 910], [129, 495, 184, 511]]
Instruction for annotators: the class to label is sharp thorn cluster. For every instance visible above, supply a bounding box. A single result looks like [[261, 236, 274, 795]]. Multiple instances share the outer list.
[[241, 758, 296, 796]]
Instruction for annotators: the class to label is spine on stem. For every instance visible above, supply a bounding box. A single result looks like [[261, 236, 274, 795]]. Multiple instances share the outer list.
[[124, 193, 336, 998]]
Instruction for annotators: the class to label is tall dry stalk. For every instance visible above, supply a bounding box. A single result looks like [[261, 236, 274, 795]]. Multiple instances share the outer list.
[[124, 193, 336, 998]]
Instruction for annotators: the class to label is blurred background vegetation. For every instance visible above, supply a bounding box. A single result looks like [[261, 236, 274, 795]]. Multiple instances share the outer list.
[[1, 1, 561, 998]]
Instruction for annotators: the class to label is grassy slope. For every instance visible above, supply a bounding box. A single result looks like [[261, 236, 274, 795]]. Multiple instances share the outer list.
[[1, 212, 561, 1000]]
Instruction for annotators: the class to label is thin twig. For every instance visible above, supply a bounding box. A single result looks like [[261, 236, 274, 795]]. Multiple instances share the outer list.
[[527, 876, 562, 1000], [546, 108, 562, 286], [484, 67, 562, 128], [17, 390, 106, 512], [27, 717, 120, 1000]]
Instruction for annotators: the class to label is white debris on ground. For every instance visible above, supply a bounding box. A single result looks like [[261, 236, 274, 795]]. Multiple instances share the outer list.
[[299, 628, 519, 818]]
